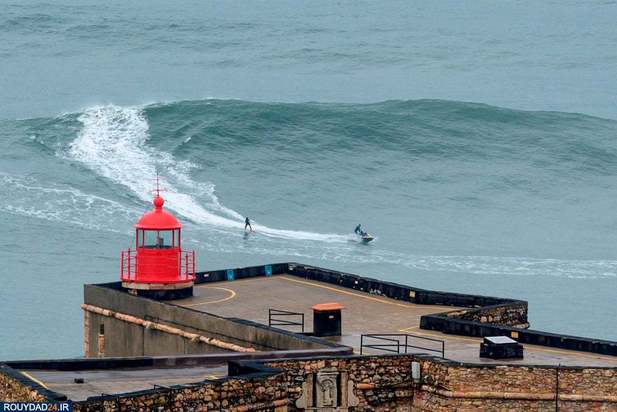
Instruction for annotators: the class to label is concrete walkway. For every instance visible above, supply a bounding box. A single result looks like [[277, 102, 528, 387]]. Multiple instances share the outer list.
[[175, 275, 617, 367], [23, 365, 227, 401]]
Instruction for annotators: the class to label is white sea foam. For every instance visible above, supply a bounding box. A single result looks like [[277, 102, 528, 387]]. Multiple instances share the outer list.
[[0, 173, 136, 232], [62, 104, 617, 279], [67, 105, 350, 243], [329, 249, 617, 279]]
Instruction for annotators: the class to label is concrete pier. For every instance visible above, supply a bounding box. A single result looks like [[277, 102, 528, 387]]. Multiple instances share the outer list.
[[2, 262, 617, 411], [174, 274, 617, 367]]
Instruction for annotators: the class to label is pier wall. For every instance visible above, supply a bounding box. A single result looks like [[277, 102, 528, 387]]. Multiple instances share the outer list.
[[0, 365, 65, 402], [215, 262, 617, 357], [128, 261, 617, 357], [83, 283, 338, 358], [255, 356, 617, 411], [0, 367, 46, 402], [123, 260, 617, 357], [72, 372, 290, 412], [256, 355, 415, 411], [4, 355, 617, 410], [415, 357, 617, 411], [284, 263, 529, 329], [444, 301, 529, 328], [420, 313, 617, 356], [195, 262, 289, 284]]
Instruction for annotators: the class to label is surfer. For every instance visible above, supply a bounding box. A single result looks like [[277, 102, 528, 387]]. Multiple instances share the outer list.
[[245, 217, 253, 232]]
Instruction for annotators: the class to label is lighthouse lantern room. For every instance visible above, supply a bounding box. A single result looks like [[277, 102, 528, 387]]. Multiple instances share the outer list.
[[121, 187, 195, 299]]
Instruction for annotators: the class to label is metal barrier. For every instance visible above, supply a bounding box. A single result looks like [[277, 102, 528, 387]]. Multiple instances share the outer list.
[[360, 333, 445, 357], [268, 309, 305, 333], [120, 249, 196, 282]]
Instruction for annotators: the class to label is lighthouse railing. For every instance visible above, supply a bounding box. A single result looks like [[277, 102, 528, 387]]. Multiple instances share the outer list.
[[120, 248, 136, 281], [120, 248, 195, 282], [179, 250, 196, 281]]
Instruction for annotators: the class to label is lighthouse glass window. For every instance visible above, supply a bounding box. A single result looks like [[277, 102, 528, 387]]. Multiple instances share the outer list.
[[138, 229, 179, 249]]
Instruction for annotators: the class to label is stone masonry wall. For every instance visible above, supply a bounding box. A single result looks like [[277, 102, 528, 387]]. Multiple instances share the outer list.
[[420, 358, 617, 395], [5, 356, 617, 411], [417, 358, 617, 411], [0, 368, 48, 402], [73, 374, 289, 412], [265, 355, 415, 411], [413, 392, 617, 412], [446, 301, 529, 329]]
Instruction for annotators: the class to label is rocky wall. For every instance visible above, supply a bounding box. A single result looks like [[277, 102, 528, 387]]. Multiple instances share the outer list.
[[417, 358, 617, 411], [6, 355, 617, 411], [413, 393, 617, 412], [446, 301, 529, 329], [412, 394, 556, 412], [74, 374, 289, 412], [0, 367, 48, 402], [420, 358, 617, 396], [264, 355, 415, 411]]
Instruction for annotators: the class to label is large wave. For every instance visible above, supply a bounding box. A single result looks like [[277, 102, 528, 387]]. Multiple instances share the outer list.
[[67, 105, 351, 242], [3, 98, 617, 280]]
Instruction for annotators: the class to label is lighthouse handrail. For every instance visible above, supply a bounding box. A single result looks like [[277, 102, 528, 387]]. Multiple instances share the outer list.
[[120, 248, 136, 281], [179, 249, 196, 281], [120, 248, 196, 282]]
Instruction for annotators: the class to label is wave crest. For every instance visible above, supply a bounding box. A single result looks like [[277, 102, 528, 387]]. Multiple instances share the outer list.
[[67, 105, 351, 243]]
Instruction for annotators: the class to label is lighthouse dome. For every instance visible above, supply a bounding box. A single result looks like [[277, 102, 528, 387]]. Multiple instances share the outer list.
[[135, 195, 182, 229]]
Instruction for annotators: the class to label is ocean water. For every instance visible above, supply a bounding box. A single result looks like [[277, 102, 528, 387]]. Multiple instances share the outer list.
[[1, 0, 617, 360]]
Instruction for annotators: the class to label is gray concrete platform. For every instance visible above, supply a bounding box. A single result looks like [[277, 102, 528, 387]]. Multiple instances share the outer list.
[[173, 275, 617, 367], [23, 365, 226, 401], [24, 274, 617, 401]]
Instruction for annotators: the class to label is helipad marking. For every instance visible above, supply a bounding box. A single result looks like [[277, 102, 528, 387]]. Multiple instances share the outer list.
[[283, 278, 616, 362], [184, 286, 236, 307], [278, 276, 416, 308], [235, 276, 615, 364], [21, 371, 49, 389]]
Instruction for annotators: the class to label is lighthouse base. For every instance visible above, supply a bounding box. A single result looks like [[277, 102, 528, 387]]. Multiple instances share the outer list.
[[122, 281, 194, 300]]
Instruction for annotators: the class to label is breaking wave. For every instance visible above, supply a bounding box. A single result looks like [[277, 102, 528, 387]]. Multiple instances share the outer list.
[[3, 98, 617, 281], [67, 105, 351, 243]]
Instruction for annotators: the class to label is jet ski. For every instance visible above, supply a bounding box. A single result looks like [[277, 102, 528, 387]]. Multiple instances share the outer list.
[[354, 225, 374, 243], [360, 233, 374, 243]]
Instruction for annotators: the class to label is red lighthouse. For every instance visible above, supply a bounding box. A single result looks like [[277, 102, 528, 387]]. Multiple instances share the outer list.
[[120, 188, 196, 299]]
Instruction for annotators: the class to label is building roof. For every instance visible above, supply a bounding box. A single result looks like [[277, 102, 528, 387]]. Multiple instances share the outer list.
[[135, 196, 181, 229]]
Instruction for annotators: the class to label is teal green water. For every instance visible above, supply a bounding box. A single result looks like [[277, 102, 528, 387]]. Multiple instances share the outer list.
[[2, 1, 617, 360]]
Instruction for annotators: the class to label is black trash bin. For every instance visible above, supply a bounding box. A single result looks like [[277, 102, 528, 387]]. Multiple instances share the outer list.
[[312, 303, 344, 337]]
